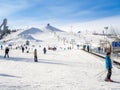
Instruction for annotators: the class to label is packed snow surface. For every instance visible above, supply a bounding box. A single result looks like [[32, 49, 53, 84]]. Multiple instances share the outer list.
[[0, 49, 120, 90], [0, 27, 120, 90]]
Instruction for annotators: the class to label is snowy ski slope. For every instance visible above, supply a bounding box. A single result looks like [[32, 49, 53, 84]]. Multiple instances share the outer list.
[[0, 26, 120, 90]]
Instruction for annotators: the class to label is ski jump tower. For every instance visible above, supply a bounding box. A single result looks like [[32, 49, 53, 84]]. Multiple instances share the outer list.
[[0, 18, 9, 39], [0, 18, 8, 31]]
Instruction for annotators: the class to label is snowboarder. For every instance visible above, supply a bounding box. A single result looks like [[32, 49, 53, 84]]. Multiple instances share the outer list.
[[105, 52, 113, 82], [43, 47, 47, 54], [34, 49, 38, 62], [4, 47, 9, 58]]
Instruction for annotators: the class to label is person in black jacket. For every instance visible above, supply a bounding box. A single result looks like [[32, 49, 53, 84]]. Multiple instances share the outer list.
[[4, 47, 9, 58], [43, 47, 47, 54], [34, 49, 38, 62], [22, 46, 24, 53]]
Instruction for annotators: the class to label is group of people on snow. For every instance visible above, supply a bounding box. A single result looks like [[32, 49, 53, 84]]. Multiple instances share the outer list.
[[2, 44, 114, 82], [3, 45, 47, 62]]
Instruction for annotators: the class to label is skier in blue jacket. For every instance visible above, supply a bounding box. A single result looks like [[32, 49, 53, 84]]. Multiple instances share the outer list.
[[105, 52, 113, 82]]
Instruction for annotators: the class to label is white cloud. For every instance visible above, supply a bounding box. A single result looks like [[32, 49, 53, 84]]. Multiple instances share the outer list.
[[60, 15, 120, 34], [0, 0, 35, 18], [0, 0, 120, 34], [8, 18, 63, 29], [5, 15, 120, 35]]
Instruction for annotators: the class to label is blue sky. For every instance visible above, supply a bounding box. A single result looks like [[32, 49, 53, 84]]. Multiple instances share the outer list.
[[0, 0, 120, 29]]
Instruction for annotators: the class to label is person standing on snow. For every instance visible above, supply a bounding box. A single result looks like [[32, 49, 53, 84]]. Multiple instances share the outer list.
[[87, 45, 89, 52], [43, 47, 47, 54], [22, 46, 24, 53], [4, 47, 9, 58], [105, 52, 113, 82], [34, 49, 38, 62]]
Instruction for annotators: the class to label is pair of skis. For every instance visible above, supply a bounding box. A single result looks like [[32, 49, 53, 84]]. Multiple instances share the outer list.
[[95, 70, 118, 83]]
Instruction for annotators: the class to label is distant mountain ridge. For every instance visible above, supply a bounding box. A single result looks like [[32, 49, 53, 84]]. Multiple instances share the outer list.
[[18, 27, 43, 35], [0, 25, 65, 42], [18, 24, 64, 36]]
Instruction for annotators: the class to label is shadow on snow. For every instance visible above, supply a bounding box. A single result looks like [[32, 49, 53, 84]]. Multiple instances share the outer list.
[[0, 74, 21, 78], [0, 55, 67, 66]]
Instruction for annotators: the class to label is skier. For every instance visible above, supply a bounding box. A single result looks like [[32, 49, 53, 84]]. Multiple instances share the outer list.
[[4, 47, 9, 58], [105, 52, 113, 82], [43, 47, 47, 54], [34, 49, 38, 62]]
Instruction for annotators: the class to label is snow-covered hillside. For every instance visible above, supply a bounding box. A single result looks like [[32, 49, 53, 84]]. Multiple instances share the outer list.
[[0, 25, 120, 90], [43, 24, 65, 32], [18, 27, 43, 35]]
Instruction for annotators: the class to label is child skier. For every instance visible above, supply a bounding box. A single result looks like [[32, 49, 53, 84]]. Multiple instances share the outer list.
[[105, 52, 113, 82]]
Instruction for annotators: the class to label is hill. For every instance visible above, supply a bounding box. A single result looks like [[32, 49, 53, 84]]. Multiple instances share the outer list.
[[18, 27, 43, 35], [44, 24, 65, 32]]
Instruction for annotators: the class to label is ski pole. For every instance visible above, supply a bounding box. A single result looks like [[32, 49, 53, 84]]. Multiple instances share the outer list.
[[96, 70, 107, 78], [96, 70, 106, 76]]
